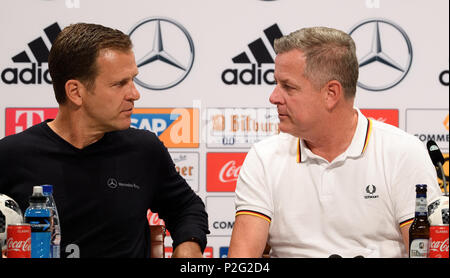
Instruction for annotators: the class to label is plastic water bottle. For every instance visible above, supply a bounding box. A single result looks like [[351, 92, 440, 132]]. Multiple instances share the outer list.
[[42, 185, 61, 258], [24, 186, 51, 258]]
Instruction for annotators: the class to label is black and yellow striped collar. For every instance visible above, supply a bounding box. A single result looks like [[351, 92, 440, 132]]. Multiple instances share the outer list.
[[296, 109, 373, 163]]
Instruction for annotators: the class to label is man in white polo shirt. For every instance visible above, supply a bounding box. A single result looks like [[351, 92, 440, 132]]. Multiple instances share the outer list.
[[228, 26, 442, 258]]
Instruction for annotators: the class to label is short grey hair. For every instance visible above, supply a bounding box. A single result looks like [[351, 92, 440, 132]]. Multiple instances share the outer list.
[[274, 26, 359, 99]]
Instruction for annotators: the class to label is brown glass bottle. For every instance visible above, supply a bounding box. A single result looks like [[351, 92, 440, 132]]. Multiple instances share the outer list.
[[409, 184, 430, 258]]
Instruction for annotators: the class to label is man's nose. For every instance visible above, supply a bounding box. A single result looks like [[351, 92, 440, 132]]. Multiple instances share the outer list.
[[129, 82, 140, 101], [269, 85, 282, 105]]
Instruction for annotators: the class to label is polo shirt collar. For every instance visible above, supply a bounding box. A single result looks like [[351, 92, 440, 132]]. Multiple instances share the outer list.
[[296, 108, 372, 163]]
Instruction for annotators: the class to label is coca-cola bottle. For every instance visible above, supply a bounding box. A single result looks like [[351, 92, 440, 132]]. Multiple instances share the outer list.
[[409, 184, 430, 258]]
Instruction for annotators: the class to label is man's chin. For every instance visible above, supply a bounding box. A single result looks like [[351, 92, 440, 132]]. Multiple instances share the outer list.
[[278, 124, 299, 137], [113, 119, 132, 131]]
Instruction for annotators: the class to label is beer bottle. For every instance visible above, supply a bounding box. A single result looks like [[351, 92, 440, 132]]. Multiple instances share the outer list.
[[409, 184, 430, 258]]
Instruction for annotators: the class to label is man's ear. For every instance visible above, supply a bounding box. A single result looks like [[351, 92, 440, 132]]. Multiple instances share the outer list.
[[322, 80, 343, 110], [65, 79, 84, 106]]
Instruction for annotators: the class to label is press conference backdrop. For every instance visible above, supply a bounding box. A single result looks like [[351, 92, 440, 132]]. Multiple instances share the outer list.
[[0, 0, 448, 258]]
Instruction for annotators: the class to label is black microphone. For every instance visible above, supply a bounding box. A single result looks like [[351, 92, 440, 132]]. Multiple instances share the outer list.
[[0, 209, 5, 233], [426, 140, 448, 196], [0, 209, 5, 254], [328, 254, 342, 258]]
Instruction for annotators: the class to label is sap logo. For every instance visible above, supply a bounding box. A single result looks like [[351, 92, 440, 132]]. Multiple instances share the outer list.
[[132, 108, 199, 148], [130, 113, 179, 136]]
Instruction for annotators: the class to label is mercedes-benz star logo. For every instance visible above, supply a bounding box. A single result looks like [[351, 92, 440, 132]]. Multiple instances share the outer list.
[[107, 178, 118, 189], [128, 17, 195, 90], [349, 18, 413, 92]]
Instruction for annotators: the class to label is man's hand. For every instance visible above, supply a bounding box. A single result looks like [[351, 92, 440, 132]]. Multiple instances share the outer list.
[[172, 241, 203, 258]]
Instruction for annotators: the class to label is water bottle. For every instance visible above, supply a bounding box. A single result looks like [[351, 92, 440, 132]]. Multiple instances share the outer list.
[[24, 186, 51, 258], [42, 185, 61, 258]]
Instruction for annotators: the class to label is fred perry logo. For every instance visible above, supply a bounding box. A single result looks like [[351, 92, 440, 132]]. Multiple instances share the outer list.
[[364, 184, 379, 199]]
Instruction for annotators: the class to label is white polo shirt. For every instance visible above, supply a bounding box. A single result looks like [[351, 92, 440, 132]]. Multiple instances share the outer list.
[[235, 108, 442, 258]]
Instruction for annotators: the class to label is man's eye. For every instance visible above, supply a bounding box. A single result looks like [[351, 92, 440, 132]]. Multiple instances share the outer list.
[[283, 84, 294, 90], [114, 81, 126, 87]]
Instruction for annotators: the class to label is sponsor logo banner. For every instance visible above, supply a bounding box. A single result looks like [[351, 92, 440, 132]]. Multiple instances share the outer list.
[[169, 152, 199, 192], [219, 247, 229, 258], [406, 109, 449, 151], [360, 109, 399, 127], [5, 108, 58, 136], [164, 246, 213, 258], [221, 24, 282, 86], [146, 209, 170, 237], [128, 17, 195, 90], [206, 108, 279, 148], [131, 108, 199, 148], [1, 22, 61, 85], [206, 196, 235, 236], [206, 152, 247, 192]]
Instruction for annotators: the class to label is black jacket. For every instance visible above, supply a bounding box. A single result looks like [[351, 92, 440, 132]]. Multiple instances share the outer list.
[[0, 120, 209, 257]]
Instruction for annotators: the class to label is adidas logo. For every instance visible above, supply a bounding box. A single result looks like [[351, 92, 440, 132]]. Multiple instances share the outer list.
[[221, 24, 283, 85], [1, 22, 62, 85]]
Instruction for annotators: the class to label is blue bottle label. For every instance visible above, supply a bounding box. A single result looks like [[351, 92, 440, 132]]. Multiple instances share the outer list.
[[25, 208, 52, 258]]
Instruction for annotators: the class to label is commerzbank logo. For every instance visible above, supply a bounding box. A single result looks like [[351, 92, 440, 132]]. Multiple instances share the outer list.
[[349, 18, 413, 91], [406, 109, 449, 152], [128, 17, 195, 90]]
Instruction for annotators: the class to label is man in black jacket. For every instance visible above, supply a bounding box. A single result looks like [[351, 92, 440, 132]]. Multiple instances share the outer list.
[[0, 23, 209, 258]]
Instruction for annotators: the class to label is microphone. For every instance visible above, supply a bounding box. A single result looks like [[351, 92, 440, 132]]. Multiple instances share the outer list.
[[426, 140, 448, 196], [328, 254, 364, 258]]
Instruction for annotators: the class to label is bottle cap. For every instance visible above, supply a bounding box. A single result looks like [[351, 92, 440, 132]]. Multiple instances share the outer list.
[[29, 186, 47, 203], [42, 184, 53, 195], [32, 186, 43, 195], [415, 184, 427, 191]]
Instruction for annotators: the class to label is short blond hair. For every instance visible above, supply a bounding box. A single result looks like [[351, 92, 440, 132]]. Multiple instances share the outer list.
[[274, 26, 358, 99]]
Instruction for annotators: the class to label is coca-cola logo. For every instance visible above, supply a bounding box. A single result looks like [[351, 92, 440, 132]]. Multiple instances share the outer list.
[[206, 152, 247, 192], [360, 109, 399, 127], [430, 238, 449, 252], [6, 237, 31, 252], [368, 117, 387, 123], [147, 210, 165, 226], [147, 209, 170, 237], [219, 160, 241, 183]]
